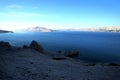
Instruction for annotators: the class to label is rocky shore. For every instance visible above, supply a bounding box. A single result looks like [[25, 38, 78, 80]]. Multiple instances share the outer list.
[[0, 41, 120, 80]]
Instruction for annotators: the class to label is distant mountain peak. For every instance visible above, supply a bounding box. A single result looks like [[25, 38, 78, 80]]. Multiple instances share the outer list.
[[25, 26, 53, 32], [63, 26, 120, 32]]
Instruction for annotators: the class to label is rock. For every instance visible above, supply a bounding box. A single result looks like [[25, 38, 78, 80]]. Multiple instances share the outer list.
[[58, 51, 65, 55], [0, 41, 11, 50], [0, 41, 11, 47], [30, 40, 44, 53], [108, 63, 120, 66], [23, 45, 29, 48], [67, 50, 79, 58]]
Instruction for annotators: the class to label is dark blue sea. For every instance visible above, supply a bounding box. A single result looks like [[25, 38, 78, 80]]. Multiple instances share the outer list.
[[0, 31, 120, 63]]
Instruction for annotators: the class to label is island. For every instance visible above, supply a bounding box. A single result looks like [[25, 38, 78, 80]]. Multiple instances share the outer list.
[[0, 30, 13, 33], [25, 26, 53, 32]]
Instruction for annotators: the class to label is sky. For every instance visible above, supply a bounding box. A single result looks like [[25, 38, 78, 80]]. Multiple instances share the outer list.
[[0, 0, 120, 31]]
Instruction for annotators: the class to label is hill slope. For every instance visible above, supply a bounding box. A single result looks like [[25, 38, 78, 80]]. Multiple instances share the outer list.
[[25, 26, 53, 32], [65, 26, 120, 32]]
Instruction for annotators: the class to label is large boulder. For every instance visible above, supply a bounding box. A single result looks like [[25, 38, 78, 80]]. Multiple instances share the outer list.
[[0, 41, 11, 50], [108, 63, 120, 66], [23, 45, 29, 48], [67, 50, 79, 58], [30, 40, 44, 53]]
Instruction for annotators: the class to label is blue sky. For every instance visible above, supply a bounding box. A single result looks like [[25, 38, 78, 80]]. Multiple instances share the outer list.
[[0, 0, 120, 30]]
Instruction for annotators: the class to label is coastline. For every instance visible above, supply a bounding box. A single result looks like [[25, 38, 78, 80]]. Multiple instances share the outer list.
[[0, 41, 120, 80], [0, 30, 13, 33]]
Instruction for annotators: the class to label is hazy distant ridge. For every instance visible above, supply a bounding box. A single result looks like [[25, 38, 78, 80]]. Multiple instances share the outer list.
[[86, 26, 120, 32], [25, 26, 53, 32], [66, 26, 120, 32], [0, 30, 13, 33]]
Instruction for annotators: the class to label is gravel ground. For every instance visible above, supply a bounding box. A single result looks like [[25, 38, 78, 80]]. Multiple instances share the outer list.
[[0, 48, 120, 80]]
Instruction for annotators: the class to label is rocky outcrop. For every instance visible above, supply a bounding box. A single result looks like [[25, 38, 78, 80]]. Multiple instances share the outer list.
[[67, 50, 79, 58], [108, 63, 120, 66], [23, 45, 29, 48], [0, 41, 12, 50], [30, 40, 44, 53]]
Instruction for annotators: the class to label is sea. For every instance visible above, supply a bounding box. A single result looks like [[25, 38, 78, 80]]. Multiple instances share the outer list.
[[0, 31, 120, 63]]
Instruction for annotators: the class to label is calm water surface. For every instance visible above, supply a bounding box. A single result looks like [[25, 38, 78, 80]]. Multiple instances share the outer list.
[[0, 31, 120, 63]]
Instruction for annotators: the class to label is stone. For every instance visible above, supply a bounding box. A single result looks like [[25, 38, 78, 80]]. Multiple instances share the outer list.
[[23, 45, 29, 48], [0, 41, 11, 50], [67, 50, 79, 58], [108, 63, 120, 66], [30, 40, 44, 53]]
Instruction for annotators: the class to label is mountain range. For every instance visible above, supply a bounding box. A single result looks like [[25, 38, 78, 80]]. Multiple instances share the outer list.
[[85, 26, 120, 32], [1, 26, 120, 33], [65, 26, 120, 32]]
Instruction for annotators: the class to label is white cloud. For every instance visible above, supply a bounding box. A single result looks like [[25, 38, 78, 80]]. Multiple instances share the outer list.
[[5, 4, 40, 10], [6, 4, 24, 9], [0, 12, 48, 17]]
